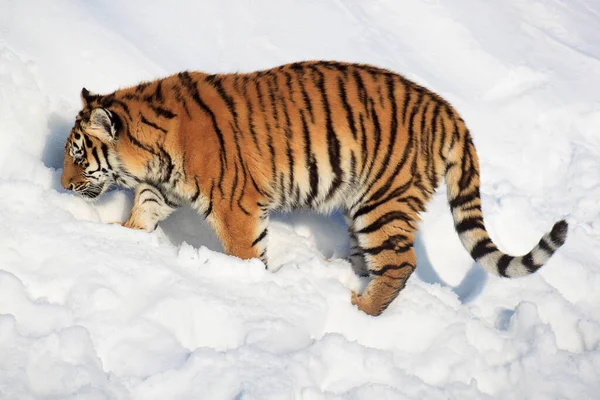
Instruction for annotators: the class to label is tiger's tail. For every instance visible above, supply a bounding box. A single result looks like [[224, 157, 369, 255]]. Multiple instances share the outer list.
[[444, 128, 567, 278]]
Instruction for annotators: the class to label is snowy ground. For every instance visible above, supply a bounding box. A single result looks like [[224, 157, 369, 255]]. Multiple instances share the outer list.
[[1, 1, 600, 399]]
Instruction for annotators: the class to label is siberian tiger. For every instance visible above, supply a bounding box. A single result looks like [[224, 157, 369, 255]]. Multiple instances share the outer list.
[[61, 61, 568, 316]]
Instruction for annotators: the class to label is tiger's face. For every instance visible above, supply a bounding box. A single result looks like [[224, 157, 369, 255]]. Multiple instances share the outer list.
[[61, 129, 114, 199], [61, 88, 122, 199]]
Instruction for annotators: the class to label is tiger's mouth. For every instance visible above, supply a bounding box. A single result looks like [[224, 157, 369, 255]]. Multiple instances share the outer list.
[[77, 183, 106, 200]]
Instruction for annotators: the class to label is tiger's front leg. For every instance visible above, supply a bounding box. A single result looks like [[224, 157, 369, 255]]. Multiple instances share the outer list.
[[119, 183, 177, 232], [207, 197, 269, 266]]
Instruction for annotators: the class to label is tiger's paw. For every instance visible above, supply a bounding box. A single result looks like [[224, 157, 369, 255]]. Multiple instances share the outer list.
[[351, 290, 360, 306], [350, 291, 382, 316]]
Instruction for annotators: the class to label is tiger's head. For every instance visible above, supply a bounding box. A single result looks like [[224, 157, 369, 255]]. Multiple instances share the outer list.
[[61, 88, 121, 199]]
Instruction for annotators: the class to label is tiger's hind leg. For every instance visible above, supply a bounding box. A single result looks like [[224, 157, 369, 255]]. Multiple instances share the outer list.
[[349, 202, 418, 316], [345, 213, 369, 277]]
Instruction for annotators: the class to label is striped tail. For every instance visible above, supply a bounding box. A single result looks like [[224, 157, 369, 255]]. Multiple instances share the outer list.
[[444, 132, 568, 278]]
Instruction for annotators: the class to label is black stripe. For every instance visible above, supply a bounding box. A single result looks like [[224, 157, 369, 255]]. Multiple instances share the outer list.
[[436, 105, 448, 161], [458, 135, 475, 190], [291, 63, 314, 123], [320, 61, 349, 72], [249, 173, 270, 200], [210, 76, 240, 124], [172, 85, 191, 118], [352, 68, 368, 113], [139, 187, 158, 199], [204, 182, 214, 218], [406, 90, 423, 145], [154, 80, 164, 103], [135, 82, 150, 93], [420, 98, 431, 182], [236, 166, 251, 216], [140, 114, 167, 134], [376, 83, 384, 107], [258, 78, 277, 185], [370, 262, 414, 277], [362, 234, 412, 256], [108, 99, 132, 121], [422, 100, 438, 189], [461, 203, 482, 213], [100, 143, 110, 170], [277, 79, 295, 198], [230, 160, 239, 210], [538, 237, 554, 255], [191, 177, 201, 203], [156, 144, 174, 182], [229, 122, 252, 217], [126, 131, 155, 154], [349, 151, 357, 184], [455, 217, 485, 233], [149, 104, 177, 119], [470, 238, 496, 260], [449, 114, 460, 152], [180, 148, 188, 181], [300, 111, 319, 206], [259, 250, 267, 265], [266, 74, 281, 130], [522, 251, 541, 273], [397, 195, 425, 213], [401, 82, 411, 124], [357, 210, 412, 234], [338, 76, 357, 140], [430, 101, 441, 166], [252, 228, 268, 247], [358, 113, 368, 180], [142, 198, 159, 205], [283, 71, 295, 102], [353, 180, 412, 219], [242, 80, 262, 156], [497, 254, 512, 277], [98, 92, 115, 106], [178, 71, 227, 193], [90, 147, 101, 172], [313, 67, 343, 201], [142, 186, 177, 209], [360, 64, 394, 77], [361, 98, 382, 190], [449, 188, 480, 209]]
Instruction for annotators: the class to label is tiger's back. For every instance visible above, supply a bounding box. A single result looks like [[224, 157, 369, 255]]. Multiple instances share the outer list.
[[61, 61, 568, 316]]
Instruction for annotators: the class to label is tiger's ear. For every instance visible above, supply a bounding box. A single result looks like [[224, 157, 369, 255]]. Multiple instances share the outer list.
[[81, 87, 97, 106], [88, 108, 118, 141]]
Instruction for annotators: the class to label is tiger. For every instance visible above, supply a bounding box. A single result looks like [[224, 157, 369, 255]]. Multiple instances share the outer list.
[[61, 60, 568, 316]]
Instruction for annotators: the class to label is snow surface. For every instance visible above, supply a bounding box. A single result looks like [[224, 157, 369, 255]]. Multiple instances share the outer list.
[[1, 0, 600, 399]]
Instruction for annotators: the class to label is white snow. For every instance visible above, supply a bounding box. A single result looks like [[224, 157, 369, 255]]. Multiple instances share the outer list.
[[1, 1, 599, 399]]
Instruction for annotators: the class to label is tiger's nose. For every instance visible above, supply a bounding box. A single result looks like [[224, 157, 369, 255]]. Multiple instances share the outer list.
[[61, 175, 74, 191]]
